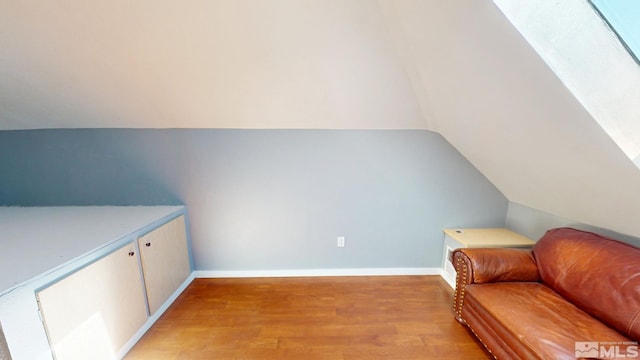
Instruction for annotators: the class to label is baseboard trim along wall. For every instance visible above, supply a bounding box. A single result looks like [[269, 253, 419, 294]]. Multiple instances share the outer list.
[[194, 268, 440, 278]]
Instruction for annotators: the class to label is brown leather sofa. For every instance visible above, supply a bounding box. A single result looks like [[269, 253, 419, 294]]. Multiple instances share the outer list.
[[451, 227, 640, 360]]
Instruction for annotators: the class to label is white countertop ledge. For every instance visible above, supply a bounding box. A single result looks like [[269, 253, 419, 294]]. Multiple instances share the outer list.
[[0, 206, 183, 295]]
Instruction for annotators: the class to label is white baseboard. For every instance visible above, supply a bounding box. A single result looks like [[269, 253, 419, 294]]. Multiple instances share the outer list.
[[194, 267, 441, 278]]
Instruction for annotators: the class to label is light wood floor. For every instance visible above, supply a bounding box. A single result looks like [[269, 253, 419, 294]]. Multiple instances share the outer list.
[[125, 276, 492, 360]]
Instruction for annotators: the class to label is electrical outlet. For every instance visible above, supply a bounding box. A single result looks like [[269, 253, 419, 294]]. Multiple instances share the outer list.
[[337, 236, 345, 247]]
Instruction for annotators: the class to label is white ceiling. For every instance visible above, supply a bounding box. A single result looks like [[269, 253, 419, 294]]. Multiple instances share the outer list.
[[493, 0, 640, 169], [0, 0, 425, 129], [379, 0, 640, 238], [1, 0, 639, 237]]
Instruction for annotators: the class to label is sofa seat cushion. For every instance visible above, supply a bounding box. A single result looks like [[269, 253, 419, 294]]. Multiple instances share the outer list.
[[463, 282, 631, 360]]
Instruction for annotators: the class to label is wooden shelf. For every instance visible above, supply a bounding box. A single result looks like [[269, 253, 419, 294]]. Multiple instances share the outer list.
[[443, 228, 535, 248]]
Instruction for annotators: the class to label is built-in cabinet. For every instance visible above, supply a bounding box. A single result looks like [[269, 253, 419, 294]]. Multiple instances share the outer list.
[[0, 206, 192, 360], [37, 243, 148, 360], [138, 215, 191, 316]]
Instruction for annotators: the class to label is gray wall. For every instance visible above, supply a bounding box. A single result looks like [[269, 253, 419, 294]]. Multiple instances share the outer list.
[[506, 202, 640, 247], [0, 129, 508, 271]]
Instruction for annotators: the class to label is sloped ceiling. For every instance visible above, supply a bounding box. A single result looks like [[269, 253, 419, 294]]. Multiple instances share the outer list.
[[1, 0, 639, 237], [0, 0, 425, 129], [378, 0, 640, 238]]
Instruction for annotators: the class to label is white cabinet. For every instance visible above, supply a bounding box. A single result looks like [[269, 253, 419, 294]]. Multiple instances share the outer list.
[[36, 243, 148, 360], [441, 228, 535, 288], [138, 215, 191, 315], [0, 206, 192, 360]]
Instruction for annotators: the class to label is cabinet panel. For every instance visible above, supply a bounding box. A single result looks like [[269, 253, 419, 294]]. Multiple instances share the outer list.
[[37, 243, 148, 360], [0, 322, 10, 360], [138, 215, 190, 315]]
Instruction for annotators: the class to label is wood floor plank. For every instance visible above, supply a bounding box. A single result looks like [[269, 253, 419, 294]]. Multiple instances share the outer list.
[[124, 276, 491, 360]]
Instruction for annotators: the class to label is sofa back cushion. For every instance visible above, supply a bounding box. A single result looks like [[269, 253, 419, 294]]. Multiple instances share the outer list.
[[533, 227, 640, 340]]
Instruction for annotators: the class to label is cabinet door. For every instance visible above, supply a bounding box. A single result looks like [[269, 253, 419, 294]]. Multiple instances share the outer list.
[[138, 215, 190, 315], [37, 243, 147, 360], [0, 322, 10, 360]]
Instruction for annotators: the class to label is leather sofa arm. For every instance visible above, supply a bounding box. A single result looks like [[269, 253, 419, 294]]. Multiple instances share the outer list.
[[451, 248, 540, 323], [453, 248, 540, 284]]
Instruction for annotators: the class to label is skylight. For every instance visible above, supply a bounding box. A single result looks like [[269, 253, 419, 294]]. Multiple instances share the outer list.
[[493, 0, 640, 169], [590, 0, 640, 65], [589, 0, 640, 167]]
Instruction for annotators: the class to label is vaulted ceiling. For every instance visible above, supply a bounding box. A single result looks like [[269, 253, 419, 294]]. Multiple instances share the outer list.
[[1, 0, 639, 237], [0, 0, 425, 129]]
